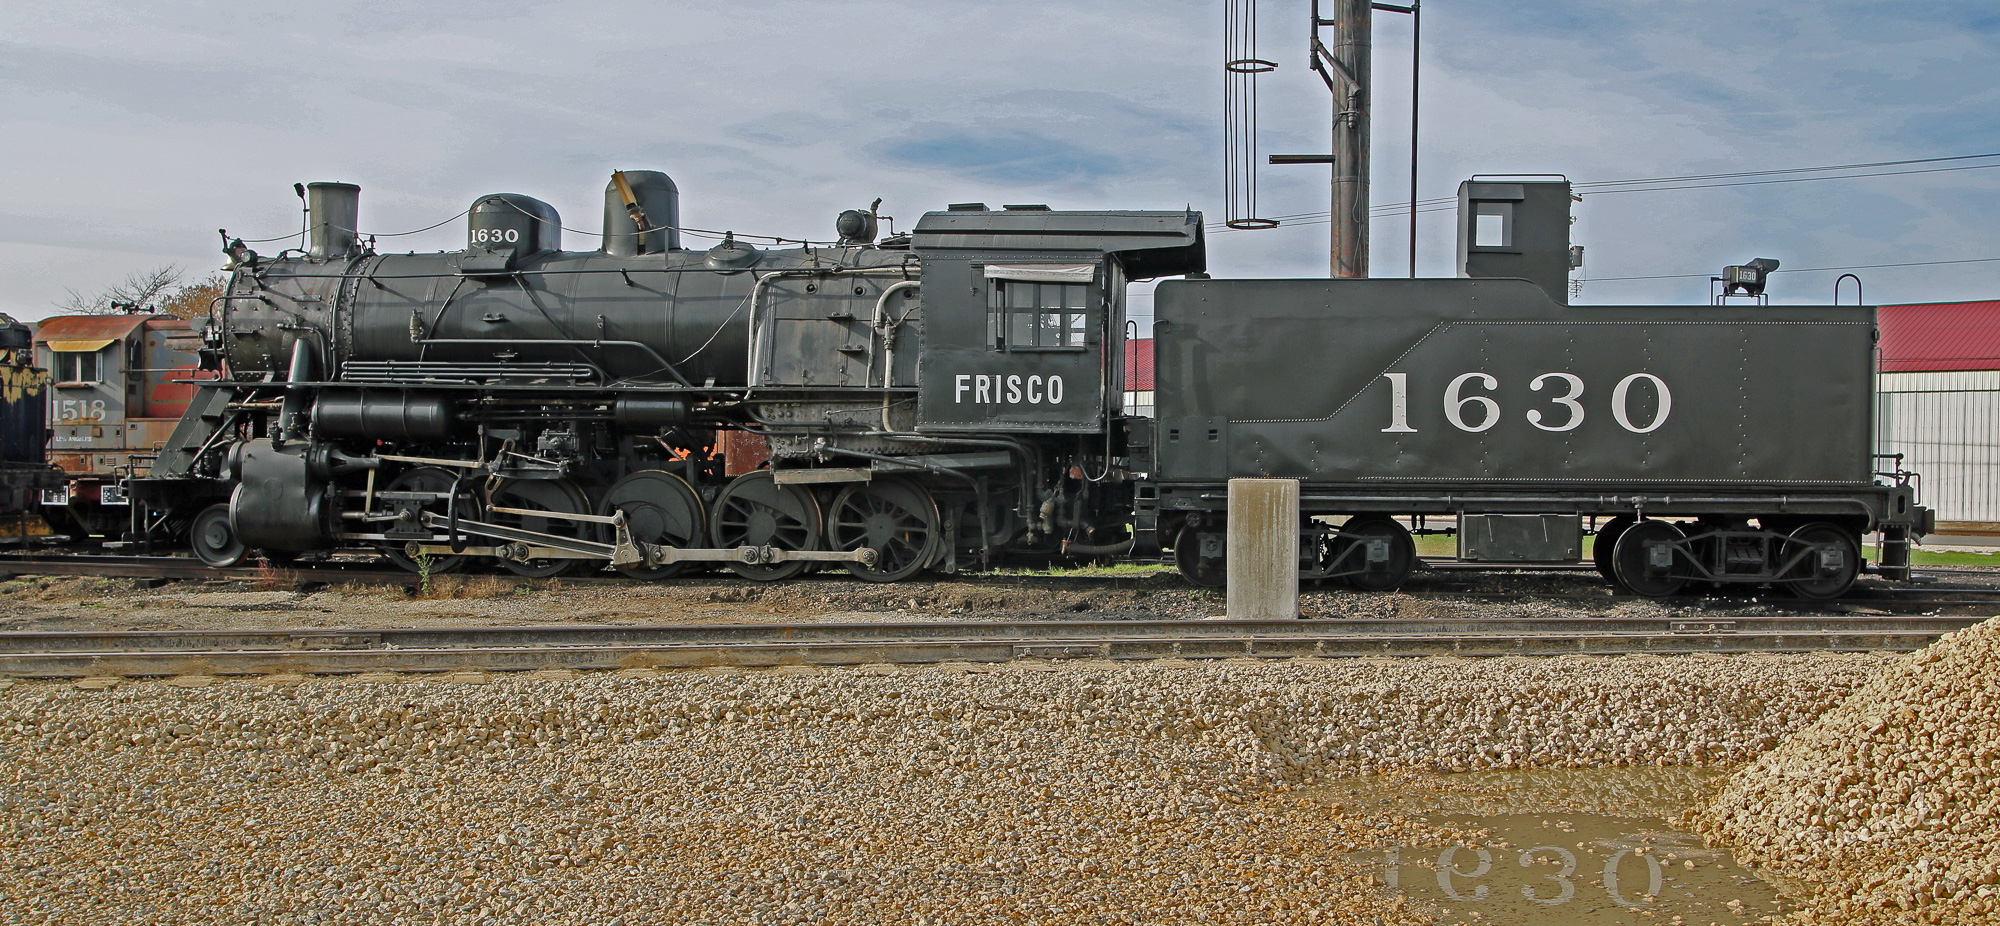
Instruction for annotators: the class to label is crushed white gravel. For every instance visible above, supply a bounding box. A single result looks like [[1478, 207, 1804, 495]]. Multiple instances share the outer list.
[[1696, 616, 2000, 925], [1, 652, 1892, 925]]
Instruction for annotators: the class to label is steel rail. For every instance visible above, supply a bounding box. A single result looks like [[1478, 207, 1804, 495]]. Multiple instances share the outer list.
[[0, 616, 1983, 679], [0, 554, 1994, 608]]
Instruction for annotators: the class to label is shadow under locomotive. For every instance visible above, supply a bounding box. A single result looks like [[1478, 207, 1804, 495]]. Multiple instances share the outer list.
[[125, 171, 1930, 600]]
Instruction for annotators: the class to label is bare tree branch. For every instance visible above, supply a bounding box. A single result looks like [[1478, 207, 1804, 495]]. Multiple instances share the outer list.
[[51, 264, 186, 315]]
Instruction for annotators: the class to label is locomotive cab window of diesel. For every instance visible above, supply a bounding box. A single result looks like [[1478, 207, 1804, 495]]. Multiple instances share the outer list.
[[1473, 203, 1513, 248], [54, 350, 101, 384], [988, 281, 1089, 351]]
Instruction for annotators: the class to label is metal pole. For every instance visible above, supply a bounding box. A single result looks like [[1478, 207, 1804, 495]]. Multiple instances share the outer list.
[[1408, 2, 1420, 278], [1331, 0, 1371, 279]]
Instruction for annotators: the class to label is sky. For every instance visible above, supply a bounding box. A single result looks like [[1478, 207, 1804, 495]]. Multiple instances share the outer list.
[[2, 0, 1996, 329]]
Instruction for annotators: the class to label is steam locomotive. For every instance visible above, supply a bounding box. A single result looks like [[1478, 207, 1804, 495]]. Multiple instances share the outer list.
[[129, 170, 1929, 598]]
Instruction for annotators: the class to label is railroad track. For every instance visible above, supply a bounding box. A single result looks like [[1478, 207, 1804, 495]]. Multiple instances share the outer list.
[[0, 552, 1609, 580], [1, 615, 1984, 679], [4, 552, 1999, 616]]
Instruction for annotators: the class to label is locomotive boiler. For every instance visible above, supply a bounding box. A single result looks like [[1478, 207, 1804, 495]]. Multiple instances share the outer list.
[[132, 169, 1929, 598], [136, 172, 1199, 581]]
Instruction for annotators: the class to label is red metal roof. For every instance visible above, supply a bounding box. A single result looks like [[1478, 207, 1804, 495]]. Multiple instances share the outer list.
[[1123, 338, 1154, 391], [32, 314, 154, 342], [1879, 301, 2000, 372]]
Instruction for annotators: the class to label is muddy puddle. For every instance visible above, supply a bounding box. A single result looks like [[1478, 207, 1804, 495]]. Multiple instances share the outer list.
[[1305, 767, 1790, 925]]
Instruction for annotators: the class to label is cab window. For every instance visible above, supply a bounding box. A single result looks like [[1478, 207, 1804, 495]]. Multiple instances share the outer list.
[[987, 280, 1090, 351], [55, 350, 101, 384]]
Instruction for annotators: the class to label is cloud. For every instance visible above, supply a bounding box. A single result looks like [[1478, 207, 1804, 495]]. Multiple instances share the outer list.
[[0, 0, 1995, 321]]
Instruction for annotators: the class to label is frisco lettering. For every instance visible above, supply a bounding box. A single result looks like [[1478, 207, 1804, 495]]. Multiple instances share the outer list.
[[954, 373, 1065, 405]]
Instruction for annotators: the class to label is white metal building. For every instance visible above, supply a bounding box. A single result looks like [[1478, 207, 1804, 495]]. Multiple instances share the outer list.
[[1875, 300, 2000, 537]]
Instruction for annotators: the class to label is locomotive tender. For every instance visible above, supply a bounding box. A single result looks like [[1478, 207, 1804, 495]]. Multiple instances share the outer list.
[[131, 171, 1928, 598]]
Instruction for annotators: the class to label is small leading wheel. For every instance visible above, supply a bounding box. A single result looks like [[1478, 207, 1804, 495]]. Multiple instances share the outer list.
[[1781, 522, 1861, 600], [711, 471, 823, 581], [488, 478, 598, 578], [600, 470, 706, 580], [1172, 522, 1226, 588], [1610, 519, 1688, 597], [1592, 515, 1636, 585], [190, 503, 246, 568], [380, 466, 479, 575], [1330, 515, 1417, 591], [826, 478, 941, 582]]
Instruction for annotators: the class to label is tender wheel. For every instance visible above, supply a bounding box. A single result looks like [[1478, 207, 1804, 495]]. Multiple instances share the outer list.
[[1330, 515, 1417, 591], [826, 478, 941, 583], [488, 478, 597, 578], [381, 467, 480, 575], [1781, 522, 1860, 600], [600, 470, 706, 580], [1172, 522, 1226, 588], [1610, 519, 1688, 597], [1592, 515, 1636, 585], [711, 471, 822, 581], [190, 503, 246, 568]]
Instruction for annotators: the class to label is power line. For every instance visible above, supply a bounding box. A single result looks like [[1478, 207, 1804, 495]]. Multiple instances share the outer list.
[[1578, 255, 2000, 284], [1210, 151, 2000, 233]]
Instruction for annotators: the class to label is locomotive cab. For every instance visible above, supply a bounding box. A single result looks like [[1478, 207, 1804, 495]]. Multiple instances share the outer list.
[[911, 205, 1202, 433]]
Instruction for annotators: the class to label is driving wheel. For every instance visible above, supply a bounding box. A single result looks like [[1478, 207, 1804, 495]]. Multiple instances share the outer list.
[[600, 470, 706, 580], [826, 478, 940, 582], [488, 478, 598, 578], [379, 466, 480, 574], [710, 471, 822, 581]]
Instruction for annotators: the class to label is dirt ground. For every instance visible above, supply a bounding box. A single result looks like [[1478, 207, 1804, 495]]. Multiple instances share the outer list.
[[0, 561, 1975, 633]]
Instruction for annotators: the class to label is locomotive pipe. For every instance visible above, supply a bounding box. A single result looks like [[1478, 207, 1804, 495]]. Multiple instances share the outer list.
[[1060, 537, 1136, 557], [411, 338, 690, 386], [610, 171, 650, 240], [872, 280, 922, 429], [278, 338, 318, 442]]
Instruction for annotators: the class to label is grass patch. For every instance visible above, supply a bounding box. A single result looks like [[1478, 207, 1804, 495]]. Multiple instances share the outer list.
[[1002, 562, 1175, 578], [1898, 548, 2000, 566]]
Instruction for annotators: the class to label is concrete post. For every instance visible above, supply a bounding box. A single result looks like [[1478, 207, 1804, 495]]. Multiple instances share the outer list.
[[1226, 478, 1300, 619]]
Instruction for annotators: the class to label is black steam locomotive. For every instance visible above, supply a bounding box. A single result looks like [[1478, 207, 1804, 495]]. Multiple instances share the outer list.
[[131, 171, 1928, 598]]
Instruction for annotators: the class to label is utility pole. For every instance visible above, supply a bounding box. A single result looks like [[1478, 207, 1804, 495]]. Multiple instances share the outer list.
[[1326, 0, 1370, 278], [1272, 0, 1417, 278]]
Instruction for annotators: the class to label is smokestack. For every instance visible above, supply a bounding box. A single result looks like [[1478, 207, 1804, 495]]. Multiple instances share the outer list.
[[306, 182, 360, 261]]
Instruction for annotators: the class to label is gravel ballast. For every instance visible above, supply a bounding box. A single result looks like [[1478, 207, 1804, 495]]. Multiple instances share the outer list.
[[1696, 616, 2000, 924], [2, 653, 1891, 925]]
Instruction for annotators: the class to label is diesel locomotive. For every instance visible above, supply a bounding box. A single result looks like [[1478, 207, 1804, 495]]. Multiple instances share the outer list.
[[128, 171, 1929, 598]]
